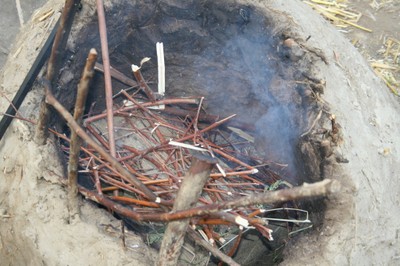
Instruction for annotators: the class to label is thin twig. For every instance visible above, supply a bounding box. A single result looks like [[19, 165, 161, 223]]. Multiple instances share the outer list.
[[132, 68, 157, 102], [96, 0, 116, 157]]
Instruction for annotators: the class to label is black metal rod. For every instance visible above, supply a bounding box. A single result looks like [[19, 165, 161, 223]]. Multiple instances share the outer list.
[[0, 19, 60, 141]]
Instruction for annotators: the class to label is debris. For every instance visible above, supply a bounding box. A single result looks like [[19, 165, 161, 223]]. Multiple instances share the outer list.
[[303, 0, 372, 32]]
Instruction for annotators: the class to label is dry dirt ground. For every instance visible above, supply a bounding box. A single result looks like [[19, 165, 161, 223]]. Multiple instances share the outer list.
[[0, 0, 399, 265]]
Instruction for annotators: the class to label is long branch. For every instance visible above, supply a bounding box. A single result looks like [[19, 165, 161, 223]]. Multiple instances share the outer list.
[[78, 179, 339, 222], [96, 0, 116, 157], [68, 48, 97, 218]]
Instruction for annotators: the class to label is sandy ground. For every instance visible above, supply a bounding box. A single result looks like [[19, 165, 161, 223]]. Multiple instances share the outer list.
[[0, 0, 399, 265], [0, 0, 47, 68]]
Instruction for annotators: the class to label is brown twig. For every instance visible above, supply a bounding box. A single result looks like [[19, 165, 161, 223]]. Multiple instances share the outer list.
[[68, 48, 97, 218], [94, 62, 138, 88], [35, 0, 80, 144], [96, 0, 116, 157], [132, 68, 156, 102], [157, 154, 217, 266]]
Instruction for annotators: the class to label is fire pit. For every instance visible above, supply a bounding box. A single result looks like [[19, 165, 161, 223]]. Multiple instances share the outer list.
[[39, 1, 339, 264], [7, 0, 393, 265]]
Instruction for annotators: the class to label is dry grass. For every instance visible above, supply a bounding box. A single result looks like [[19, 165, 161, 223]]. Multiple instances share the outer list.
[[304, 0, 399, 96]]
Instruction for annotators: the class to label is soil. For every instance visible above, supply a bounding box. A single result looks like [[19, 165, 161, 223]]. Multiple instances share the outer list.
[[0, 0, 399, 265]]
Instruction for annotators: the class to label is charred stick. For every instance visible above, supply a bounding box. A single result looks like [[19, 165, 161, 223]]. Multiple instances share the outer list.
[[96, 0, 116, 157], [94, 62, 138, 88], [44, 82, 166, 206], [68, 48, 97, 217], [35, 0, 80, 144], [157, 154, 217, 266]]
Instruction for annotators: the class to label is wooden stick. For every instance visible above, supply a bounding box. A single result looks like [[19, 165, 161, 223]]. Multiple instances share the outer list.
[[35, 0, 80, 145], [78, 179, 338, 223], [96, 0, 116, 157], [94, 62, 138, 88], [68, 48, 97, 219], [157, 154, 216, 266], [132, 68, 157, 102]]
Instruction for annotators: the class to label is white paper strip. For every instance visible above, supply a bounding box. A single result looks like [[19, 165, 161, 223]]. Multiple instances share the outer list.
[[156, 42, 165, 96], [168, 140, 208, 152]]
